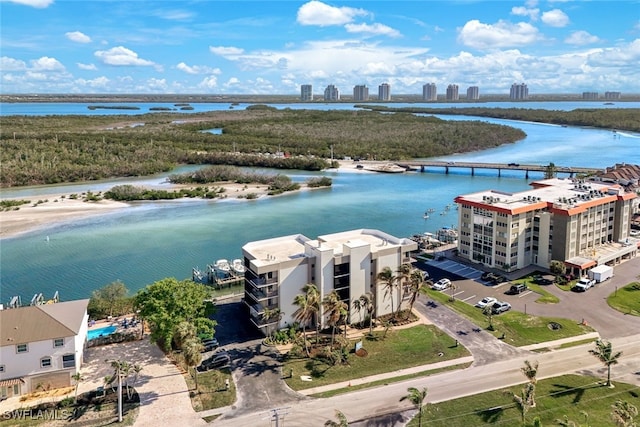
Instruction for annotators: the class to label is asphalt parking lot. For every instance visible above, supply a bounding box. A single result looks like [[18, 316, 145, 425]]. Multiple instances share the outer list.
[[415, 256, 640, 338]]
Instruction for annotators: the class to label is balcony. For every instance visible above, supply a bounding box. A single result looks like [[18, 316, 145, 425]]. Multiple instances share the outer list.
[[245, 271, 278, 288], [245, 286, 279, 303]]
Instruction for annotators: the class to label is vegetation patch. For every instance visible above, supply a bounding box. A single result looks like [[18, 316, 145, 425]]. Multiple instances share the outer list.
[[0, 199, 30, 211], [284, 325, 470, 391], [411, 374, 639, 427], [183, 368, 235, 412], [607, 282, 640, 316], [426, 290, 594, 346]]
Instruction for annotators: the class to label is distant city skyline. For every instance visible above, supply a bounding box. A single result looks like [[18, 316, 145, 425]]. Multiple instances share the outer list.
[[1, 1, 639, 95]]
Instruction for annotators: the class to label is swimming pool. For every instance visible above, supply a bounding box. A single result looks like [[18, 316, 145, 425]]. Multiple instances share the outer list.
[[87, 325, 117, 340]]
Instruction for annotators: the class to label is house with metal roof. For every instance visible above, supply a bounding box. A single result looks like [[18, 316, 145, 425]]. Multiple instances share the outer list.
[[0, 299, 89, 399]]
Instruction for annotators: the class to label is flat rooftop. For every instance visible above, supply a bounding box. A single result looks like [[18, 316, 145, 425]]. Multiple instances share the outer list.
[[243, 234, 310, 266], [308, 228, 405, 256], [457, 178, 624, 213]]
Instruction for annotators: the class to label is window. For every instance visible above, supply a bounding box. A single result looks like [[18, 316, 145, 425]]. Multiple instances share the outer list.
[[0, 365, 5, 373], [41, 357, 52, 368], [16, 344, 28, 354], [62, 354, 75, 369], [53, 338, 64, 348]]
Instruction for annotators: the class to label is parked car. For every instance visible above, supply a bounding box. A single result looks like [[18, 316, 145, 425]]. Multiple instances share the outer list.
[[572, 277, 595, 292], [475, 296, 497, 309], [535, 276, 554, 285], [491, 275, 508, 284], [201, 338, 220, 352], [491, 301, 512, 314], [197, 351, 230, 371], [431, 278, 452, 291], [506, 283, 528, 295], [481, 272, 496, 282]]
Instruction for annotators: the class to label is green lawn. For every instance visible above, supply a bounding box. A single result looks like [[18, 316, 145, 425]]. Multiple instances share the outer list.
[[410, 374, 640, 427], [607, 282, 640, 316], [426, 290, 594, 346], [284, 325, 470, 391], [184, 368, 236, 411]]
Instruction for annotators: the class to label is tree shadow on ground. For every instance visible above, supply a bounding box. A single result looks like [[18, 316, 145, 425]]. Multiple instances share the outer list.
[[476, 405, 505, 424], [548, 382, 592, 404]]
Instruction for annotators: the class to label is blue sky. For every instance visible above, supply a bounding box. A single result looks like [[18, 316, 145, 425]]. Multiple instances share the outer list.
[[1, 0, 639, 95]]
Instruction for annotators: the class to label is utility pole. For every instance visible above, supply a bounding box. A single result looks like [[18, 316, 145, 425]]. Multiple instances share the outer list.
[[264, 407, 290, 427]]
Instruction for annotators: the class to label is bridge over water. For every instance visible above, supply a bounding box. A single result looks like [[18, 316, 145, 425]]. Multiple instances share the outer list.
[[395, 161, 603, 178]]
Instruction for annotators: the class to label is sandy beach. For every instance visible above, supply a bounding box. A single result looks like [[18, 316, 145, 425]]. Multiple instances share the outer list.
[[0, 161, 375, 239], [0, 182, 280, 239]]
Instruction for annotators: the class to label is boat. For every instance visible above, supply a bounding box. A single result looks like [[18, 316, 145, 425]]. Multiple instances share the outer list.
[[214, 259, 231, 273], [232, 259, 245, 275], [192, 267, 205, 282], [365, 163, 406, 174]]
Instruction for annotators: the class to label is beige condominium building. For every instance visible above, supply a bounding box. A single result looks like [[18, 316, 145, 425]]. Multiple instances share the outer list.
[[454, 178, 638, 275], [241, 229, 417, 336]]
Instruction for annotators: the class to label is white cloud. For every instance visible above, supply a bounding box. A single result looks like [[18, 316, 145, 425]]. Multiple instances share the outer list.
[[31, 56, 65, 71], [0, 56, 27, 71], [199, 76, 218, 89], [209, 46, 244, 57], [77, 63, 97, 71], [344, 23, 401, 38], [65, 31, 91, 43], [94, 46, 156, 67], [565, 31, 601, 46], [176, 62, 221, 75], [511, 6, 539, 21], [541, 9, 569, 27], [458, 20, 542, 49], [145, 78, 168, 91], [5, 0, 53, 8], [297, 0, 368, 26], [76, 76, 110, 88]]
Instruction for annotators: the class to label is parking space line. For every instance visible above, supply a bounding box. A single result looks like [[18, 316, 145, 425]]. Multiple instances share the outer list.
[[453, 290, 465, 297], [519, 291, 534, 298], [462, 294, 476, 302]]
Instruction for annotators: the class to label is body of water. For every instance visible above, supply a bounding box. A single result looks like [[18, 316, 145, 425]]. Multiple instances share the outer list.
[[1, 104, 639, 302]]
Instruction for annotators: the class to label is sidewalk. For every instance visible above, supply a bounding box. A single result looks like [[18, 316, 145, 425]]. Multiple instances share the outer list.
[[520, 331, 600, 351], [296, 355, 474, 396]]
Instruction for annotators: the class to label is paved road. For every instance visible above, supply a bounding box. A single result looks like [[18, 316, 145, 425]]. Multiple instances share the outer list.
[[213, 335, 640, 426]]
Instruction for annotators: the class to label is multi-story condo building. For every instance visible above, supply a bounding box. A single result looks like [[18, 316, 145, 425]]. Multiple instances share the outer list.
[[446, 84, 459, 101], [323, 84, 340, 101], [242, 229, 417, 336], [353, 85, 369, 102], [604, 91, 621, 100], [422, 83, 437, 101], [300, 84, 313, 101], [0, 299, 89, 398], [454, 178, 637, 275], [466, 86, 480, 100], [378, 83, 391, 101], [582, 92, 599, 100], [510, 83, 529, 100]]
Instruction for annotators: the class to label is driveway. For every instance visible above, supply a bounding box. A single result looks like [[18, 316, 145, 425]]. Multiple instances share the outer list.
[[80, 337, 206, 427]]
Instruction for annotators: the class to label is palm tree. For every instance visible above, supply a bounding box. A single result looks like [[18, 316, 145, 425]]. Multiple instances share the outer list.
[[324, 409, 348, 427], [183, 337, 204, 390], [589, 339, 622, 387], [71, 372, 84, 403], [322, 291, 347, 347], [512, 382, 535, 426], [130, 364, 143, 397], [400, 387, 428, 427], [521, 360, 539, 407], [106, 359, 127, 422], [611, 399, 638, 427], [173, 320, 196, 350], [395, 263, 413, 316], [482, 303, 495, 331], [377, 266, 398, 319], [293, 287, 317, 357], [303, 284, 321, 344], [261, 307, 283, 342], [406, 270, 428, 319], [353, 292, 375, 333]]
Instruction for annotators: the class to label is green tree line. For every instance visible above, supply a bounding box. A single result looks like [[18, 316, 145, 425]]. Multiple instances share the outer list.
[[0, 108, 526, 187]]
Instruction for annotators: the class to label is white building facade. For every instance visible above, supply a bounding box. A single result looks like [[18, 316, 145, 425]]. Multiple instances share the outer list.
[[242, 229, 417, 335], [0, 299, 89, 398]]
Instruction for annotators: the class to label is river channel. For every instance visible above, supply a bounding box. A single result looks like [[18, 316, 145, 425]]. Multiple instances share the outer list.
[[1, 103, 639, 301]]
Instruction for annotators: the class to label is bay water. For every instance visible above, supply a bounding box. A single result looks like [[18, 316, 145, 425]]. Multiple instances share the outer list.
[[1, 104, 639, 302]]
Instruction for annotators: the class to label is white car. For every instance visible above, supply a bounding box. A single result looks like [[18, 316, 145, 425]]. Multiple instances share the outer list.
[[475, 296, 497, 309], [431, 278, 452, 291]]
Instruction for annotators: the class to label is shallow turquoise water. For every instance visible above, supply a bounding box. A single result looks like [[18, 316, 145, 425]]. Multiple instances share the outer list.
[[1, 112, 639, 302]]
